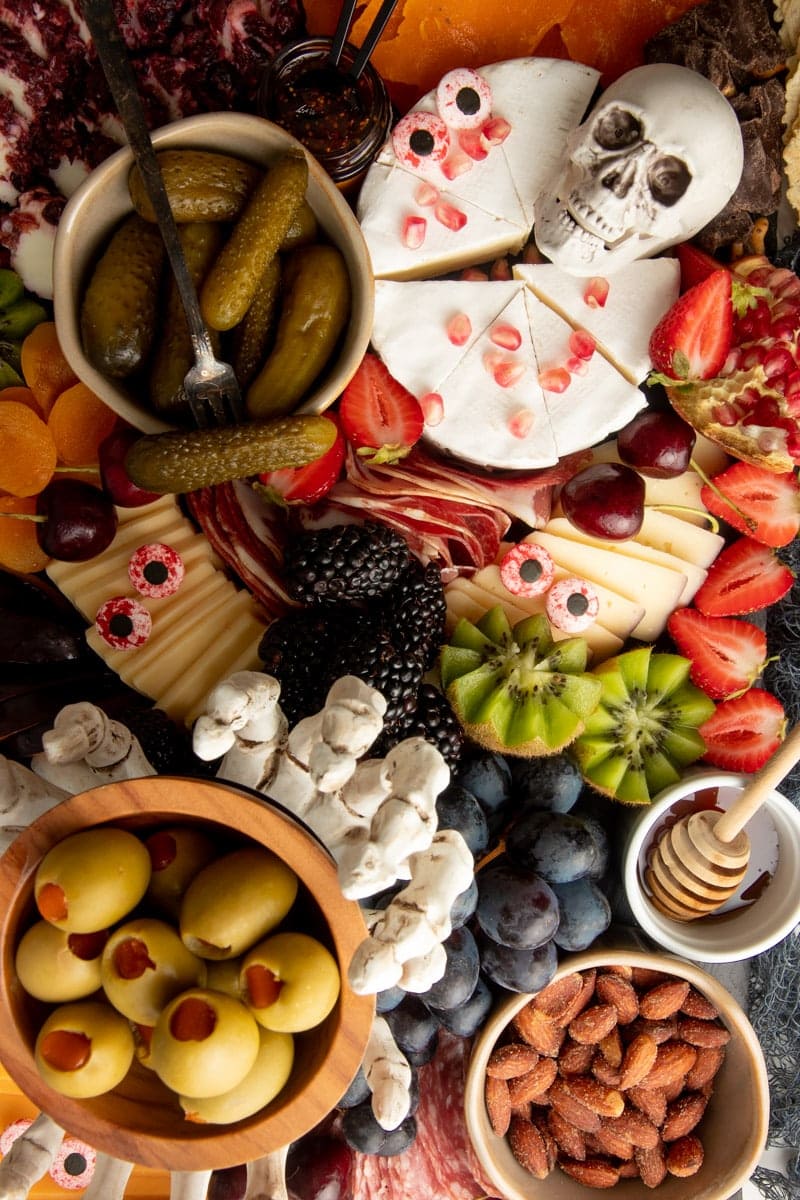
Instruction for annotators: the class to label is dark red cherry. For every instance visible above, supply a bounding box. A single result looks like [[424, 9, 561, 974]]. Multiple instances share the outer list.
[[616, 408, 696, 478], [207, 1165, 248, 1200], [36, 479, 118, 561], [98, 426, 160, 507], [560, 462, 645, 540], [286, 1133, 353, 1200]]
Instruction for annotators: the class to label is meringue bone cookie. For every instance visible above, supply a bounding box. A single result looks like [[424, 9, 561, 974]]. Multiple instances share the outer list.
[[357, 58, 599, 280]]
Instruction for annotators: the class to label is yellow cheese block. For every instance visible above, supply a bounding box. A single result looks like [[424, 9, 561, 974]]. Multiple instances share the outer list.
[[634, 508, 725, 569]]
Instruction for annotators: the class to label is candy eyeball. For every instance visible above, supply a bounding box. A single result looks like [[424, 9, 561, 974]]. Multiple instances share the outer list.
[[94, 595, 152, 649], [546, 577, 600, 633], [500, 543, 555, 598], [34, 827, 152, 933], [436, 68, 493, 130], [50, 1136, 96, 1190], [34, 1000, 135, 1098], [128, 542, 185, 599], [15, 921, 108, 1003], [392, 111, 450, 172]]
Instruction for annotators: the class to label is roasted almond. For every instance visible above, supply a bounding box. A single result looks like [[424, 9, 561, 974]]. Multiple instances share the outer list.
[[598, 1026, 623, 1068], [508, 1115, 553, 1180], [628, 1015, 679, 1045], [485, 1074, 512, 1137], [558, 967, 597, 1026], [619, 1033, 659, 1090], [628, 1084, 667, 1127], [680, 987, 719, 1021], [569, 1003, 618, 1045], [630, 967, 671, 989], [532, 1113, 559, 1174], [640, 1039, 697, 1090], [562, 1075, 625, 1119], [638, 980, 691, 1020], [548, 1107, 588, 1160], [666, 1134, 704, 1177], [590, 1123, 635, 1159], [596, 972, 639, 1024], [558, 1037, 595, 1076], [635, 1141, 667, 1188], [618, 1159, 641, 1178], [662, 1091, 708, 1141], [591, 1055, 622, 1088], [685, 1045, 726, 1091], [559, 1156, 620, 1189], [533, 972, 584, 1021], [604, 1106, 661, 1150], [507, 1056, 558, 1106], [603, 964, 634, 980], [549, 1077, 602, 1133], [677, 1017, 731, 1048], [487, 1042, 541, 1079], [513, 1003, 565, 1057]]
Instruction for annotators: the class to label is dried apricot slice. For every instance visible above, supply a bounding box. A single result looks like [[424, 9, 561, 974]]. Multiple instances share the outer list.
[[48, 382, 119, 466], [0, 495, 50, 572], [0, 385, 43, 415], [20, 321, 78, 416], [0, 400, 58, 496]]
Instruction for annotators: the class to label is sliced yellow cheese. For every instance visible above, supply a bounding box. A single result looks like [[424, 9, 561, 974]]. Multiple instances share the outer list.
[[541, 518, 708, 608], [524, 530, 687, 642], [634, 509, 725, 569]]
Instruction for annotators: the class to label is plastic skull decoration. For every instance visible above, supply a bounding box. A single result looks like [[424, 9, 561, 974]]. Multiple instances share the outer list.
[[533, 64, 744, 275]]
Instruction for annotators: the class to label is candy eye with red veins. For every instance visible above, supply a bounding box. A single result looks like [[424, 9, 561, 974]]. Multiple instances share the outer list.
[[128, 542, 184, 598], [436, 68, 493, 130], [0, 1118, 32, 1155], [392, 110, 450, 170], [95, 596, 152, 649], [546, 577, 600, 633], [50, 1136, 96, 1190], [500, 543, 555, 598]]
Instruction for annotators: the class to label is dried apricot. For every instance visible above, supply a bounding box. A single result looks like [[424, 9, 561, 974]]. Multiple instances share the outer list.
[[20, 321, 78, 416], [48, 382, 118, 466], [0, 386, 43, 415], [0, 401, 58, 496], [0, 495, 50, 573]]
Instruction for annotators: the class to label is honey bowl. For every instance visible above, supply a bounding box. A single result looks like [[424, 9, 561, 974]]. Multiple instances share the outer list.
[[0, 775, 374, 1171]]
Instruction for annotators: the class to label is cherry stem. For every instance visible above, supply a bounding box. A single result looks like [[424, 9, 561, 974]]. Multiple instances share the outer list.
[[0, 511, 45, 523], [646, 502, 720, 534], [688, 457, 758, 533], [54, 465, 100, 475]]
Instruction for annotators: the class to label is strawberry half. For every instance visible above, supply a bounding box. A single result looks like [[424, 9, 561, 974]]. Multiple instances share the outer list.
[[699, 460, 800, 547], [666, 608, 769, 700], [699, 689, 786, 771], [339, 353, 425, 464], [648, 268, 733, 381], [675, 242, 727, 292], [256, 417, 345, 505], [693, 536, 794, 616]]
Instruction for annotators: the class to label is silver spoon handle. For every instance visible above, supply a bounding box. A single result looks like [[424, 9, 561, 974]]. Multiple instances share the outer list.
[[82, 0, 214, 362]]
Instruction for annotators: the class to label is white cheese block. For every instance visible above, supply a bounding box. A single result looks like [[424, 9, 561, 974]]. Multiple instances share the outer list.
[[634, 508, 725, 569], [542, 517, 708, 607], [514, 259, 681, 384], [525, 290, 647, 457], [525, 530, 687, 642]]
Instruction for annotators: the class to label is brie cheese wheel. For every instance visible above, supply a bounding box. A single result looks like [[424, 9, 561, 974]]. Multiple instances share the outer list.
[[358, 58, 599, 281], [514, 259, 681, 383]]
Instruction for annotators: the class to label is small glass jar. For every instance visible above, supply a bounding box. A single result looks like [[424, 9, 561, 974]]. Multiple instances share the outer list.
[[258, 36, 393, 197]]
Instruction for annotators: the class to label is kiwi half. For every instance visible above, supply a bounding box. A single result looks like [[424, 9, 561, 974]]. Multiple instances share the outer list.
[[570, 646, 716, 805], [439, 607, 603, 756]]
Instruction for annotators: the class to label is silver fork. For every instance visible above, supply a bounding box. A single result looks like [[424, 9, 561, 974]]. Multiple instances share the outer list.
[[82, 0, 245, 428]]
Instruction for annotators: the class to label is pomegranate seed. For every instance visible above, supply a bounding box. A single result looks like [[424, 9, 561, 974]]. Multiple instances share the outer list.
[[747, 266, 774, 287], [768, 268, 790, 290], [414, 181, 439, 206], [490, 323, 522, 350], [764, 346, 795, 378], [420, 392, 444, 425], [568, 329, 596, 359], [538, 366, 571, 392], [566, 354, 589, 376], [785, 393, 800, 416], [712, 403, 739, 426], [787, 428, 800, 457], [447, 312, 472, 346], [773, 275, 800, 298], [771, 318, 799, 340], [441, 152, 473, 180], [458, 127, 489, 160], [483, 349, 505, 373], [771, 372, 789, 395], [721, 347, 741, 374], [771, 299, 798, 319], [482, 116, 511, 145], [508, 409, 534, 438], [401, 215, 427, 249], [489, 257, 512, 281], [435, 201, 467, 231], [741, 345, 766, 371], [741, 386, 763, 410], [785, 370, 800, 397], [758, 428, 786, 453], [583, 276, 609, 308], [493, 360, 526, 387], [460, 267, 489, 281]]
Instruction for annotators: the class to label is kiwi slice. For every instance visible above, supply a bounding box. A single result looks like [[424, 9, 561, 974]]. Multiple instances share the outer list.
[[571, 646, 716, 805], [439, 607, 603, 756]]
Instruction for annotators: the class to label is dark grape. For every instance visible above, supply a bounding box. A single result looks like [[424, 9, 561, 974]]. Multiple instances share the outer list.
[[432, 975, 494, 1036], [421, 926, 479, 1011], [477, 931, 558, 993], [454, 751, 512, 829], [378, 1116, 418, 1157], [450, 877, 478, 929], [505, 811, 597, 883], [509, 754, 582, 813], [375, 984, 405, 1013], [338, 1066, 371, 1108], [572, 808, 610, 880], [406, 1070, 420, 1116], [286, 1134, 353, 1200], [341, 1106, 417, 1157], [435, 784, 489, 857], [551, 878, 612, 951], [405, 1037, 439, 1067], [384, 994, 439, 1058], [476, 859, 560, 948]]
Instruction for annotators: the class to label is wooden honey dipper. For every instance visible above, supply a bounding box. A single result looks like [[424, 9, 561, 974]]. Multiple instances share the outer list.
[[646, 723, 800, 922]]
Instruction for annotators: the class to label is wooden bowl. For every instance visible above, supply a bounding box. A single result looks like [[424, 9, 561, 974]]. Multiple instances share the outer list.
[[52, 111, 374, 433], [0, 775, 374, 1171], [464, 947, 769, 1200]]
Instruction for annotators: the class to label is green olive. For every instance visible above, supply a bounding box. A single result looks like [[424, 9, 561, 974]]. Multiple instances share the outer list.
[[180, 1026, 294, 1124], [144, 826, 217, 919], [149, 988, 260, 1098], [100, 918, 207, 1026], [35, 1000, 135, 1098], [15, 922, 107, 1003], [240, 932, 340, 1033], [35, 828, 151, 933]]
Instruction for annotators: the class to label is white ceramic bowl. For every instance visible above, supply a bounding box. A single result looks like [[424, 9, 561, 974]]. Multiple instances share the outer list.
[[465, 946, 770, 1200], [622, 768, 800, 963], [52, 111, 374, 433]]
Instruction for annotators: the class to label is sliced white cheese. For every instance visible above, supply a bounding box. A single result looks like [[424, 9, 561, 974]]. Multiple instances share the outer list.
[[525, 530, 687, 642], [634, 508, 725, 569], [514, 259, 680, 384], [542, 517, 708, 607]]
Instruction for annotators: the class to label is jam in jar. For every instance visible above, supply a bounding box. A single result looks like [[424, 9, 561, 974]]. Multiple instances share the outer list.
[[259, 37, 393, 194]]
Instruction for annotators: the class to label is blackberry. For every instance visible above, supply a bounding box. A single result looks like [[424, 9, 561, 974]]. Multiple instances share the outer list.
[[375, 683, 464, 770], [117, 705, 214, 776], [283, 522, 411, 606], [381, 558, 446, 669], [331, 631, 425, 730]]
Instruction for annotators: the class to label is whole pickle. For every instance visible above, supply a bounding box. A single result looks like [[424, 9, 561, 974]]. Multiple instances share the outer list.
[[246, 243, 350, 420], [124, 414, 338, 493], [148, 222, 225, 417], [128, 150, 260, 223], [200, 151, 308, 332], [279, 201, 318, 251], [80, 214, 164, 378], [231, 257, 281, 388]]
